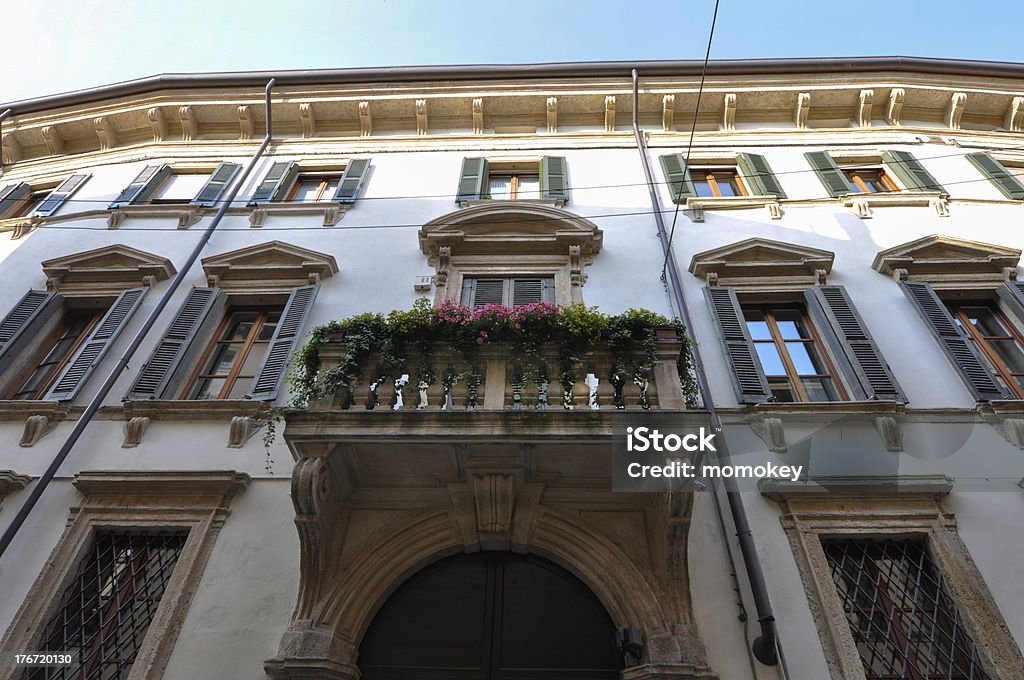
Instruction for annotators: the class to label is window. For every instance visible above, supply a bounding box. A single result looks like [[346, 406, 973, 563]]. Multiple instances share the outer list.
[[691, 167, 747, 197], [109, 163, 240, 208], [0, 175, 91, 219], [806, 150, 945, 197], [186, 306, 283, 400], [461, 277, 555, 309], [8, 308, 104, 400], [743, 304, 843, 402], [823, 538, 992, 680], [285, 172, 342, 203], [659, 153, 787, 204], [488, 172, 540, 200], [148, 170, 213, 204], [456, 157, 568, 203], [951, 303, 1024, 399], [26, 531, 188, 680], [965, 152, 1024, 200], [248, 159, 370, 205], [842, 168, 899, 194]]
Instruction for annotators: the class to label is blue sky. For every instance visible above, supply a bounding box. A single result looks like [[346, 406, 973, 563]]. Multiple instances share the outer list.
[[6, 0, 1024, 103]]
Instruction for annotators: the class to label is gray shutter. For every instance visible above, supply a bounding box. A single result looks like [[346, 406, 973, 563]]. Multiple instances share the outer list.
[[125, 287, 223, 400], [736, 153, 787, 198], [247, 284, 319, 401], [0, 182, 31, 216], [965, 153, 1024, 200], [540, 156, 569, 201], [248, 161, 297, 205], [44, 287, 147, 401], [996, 281, 1024, 323], [456, 158, 489, 202], [805, 285, 904, 402], [462, 278, 505, 308], [511, 278, 554, 306], [883, 150, 945, 193], [332, 158, 371, 204], [704, 286, 772, 404], [0, 290, 62, 373], [900, 281, 1007, 401], [33, 174, 91, 217], [109, 165, 170, 207], [659, 154, 695, 203], [192, 163, 241, 207], [804, 152, 850, 197]]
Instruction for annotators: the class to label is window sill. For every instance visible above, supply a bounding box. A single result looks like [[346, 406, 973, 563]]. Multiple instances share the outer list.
[[683, 195, 782, 221], [122, 399, 270, 421], [758, 475, 953, 501], [458, 198, 566, 209], [840, 190, 950, 218], [0, 215, 39, 238], [105, 202, 352, 229], [248, 201, 351, 227]]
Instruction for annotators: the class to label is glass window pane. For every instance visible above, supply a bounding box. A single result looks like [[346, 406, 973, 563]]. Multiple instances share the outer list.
[[988, 339, 1024, 373], [489, 176, 512, 199], [694, 180, 714, 197], [517, 175, 540, 199], [772, 310, 807, 339], [192, 377, 224, 400], [226, 319, 255, 342], [745, 320, 771, 340], [802, 377, 839, 402], [291, 178, 323, 202], [712, 173, 738, 196], [323, 178, 340, 198], [961, 306, 1009, 336], [239, 345, 268, 377], [754, 342, 786, 376], [226, 379, 250, 400], [769, 383, 794, 402], [151, 173, 209, 202], [785, 341, 828, 375], [207, 344, 239, 375]]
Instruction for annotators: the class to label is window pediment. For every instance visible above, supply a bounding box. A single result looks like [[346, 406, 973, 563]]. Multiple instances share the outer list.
[[872, 234, 1021, 285], [41, 244, 175, 295], [689, 237, 834, 289], [201, 240, 338, 292]]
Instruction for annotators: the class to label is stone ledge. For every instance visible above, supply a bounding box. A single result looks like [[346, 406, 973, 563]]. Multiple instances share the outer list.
[[122, 399, 269, 421], [72, 470, 251, 500], [758, 474, 953, 501]]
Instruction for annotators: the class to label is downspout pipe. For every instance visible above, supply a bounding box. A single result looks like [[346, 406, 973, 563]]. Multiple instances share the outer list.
[[0, 78, 277, 561], [0, 109, 12, 169], [630, 68, 781, 668]]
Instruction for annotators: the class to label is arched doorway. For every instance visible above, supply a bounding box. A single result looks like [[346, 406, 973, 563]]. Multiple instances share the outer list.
[[358, 552, 622, 679]]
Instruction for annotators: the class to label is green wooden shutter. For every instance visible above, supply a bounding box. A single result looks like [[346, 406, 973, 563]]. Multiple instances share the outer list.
[[332, 158, 371, 204], [805, 285, 904, 402], [736, 153, 787, 198], [883, 150, 945, 193], [0, 290, 62, 375], [900, 281, 1007, 401], [456, 158, 489, 202], [965, 153, 1024, 200], [192, 163, 241, 207], [44, 287, 147, 401], [0, 182, 31, 216], [248, 161, 297, 205], [109, 165, 170, 207], [247, 284, 319, 401], [704, 286, 771, 404], [659, 154, 695, 203], [996, 281, 1024, 324], [540, 156, 569, 201], [33, 174, 91, 217], [125, 287, 224, 400], [804, 152, 850, 197]]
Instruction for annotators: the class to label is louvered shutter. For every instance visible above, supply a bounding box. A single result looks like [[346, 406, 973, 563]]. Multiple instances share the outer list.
[[44, 287, 147, 401], [996, 281, 1024, 324], [109, 165, 170, 207], [659, 154, 696, 203], [33, 174, 91, 217], [0, 182, 31, 216], [0, 290, 62, 374], [704, 286, 772, 403], [191, 163, 241, 207], [511, 278, 555, 306], [248, 161, 297, 205], [332, 158, 371, 204], [804, 152, 850, 197], [965, 153, 1024, 200], [805, 285, 904, 402], [247, 285, 319, 401], [900, 281, 1007, 400], [540, 156, 569, 201], [736, 153, 787, 198], [883, 150, 944, 193], [462, 278, 505, 308], [125, 287, 224, 400], [456, 158, 489, 202]]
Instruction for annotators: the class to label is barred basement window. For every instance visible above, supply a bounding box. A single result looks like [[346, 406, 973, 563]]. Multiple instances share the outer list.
[[822, 538, 992, 680], [26, 531, 187, 680]]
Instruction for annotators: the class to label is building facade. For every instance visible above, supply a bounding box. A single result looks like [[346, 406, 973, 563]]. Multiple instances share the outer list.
[[0, 57, 1023, 679]]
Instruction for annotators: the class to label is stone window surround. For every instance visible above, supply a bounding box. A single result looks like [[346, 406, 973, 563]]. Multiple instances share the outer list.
[[762, 479, 1024, 680], [0, 470, 250, 680]]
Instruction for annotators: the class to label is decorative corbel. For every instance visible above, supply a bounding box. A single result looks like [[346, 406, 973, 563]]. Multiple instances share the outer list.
[[107, 210, 126, 229], [11, 219, 38, 240], [947, 92, 967, 130], [1005, 96, 1024, 132], [751, 417, 786, 453], [546, 97, 558, 133], [122, 417, 151, 448], [435, 245, 451, 288], [767, 202, 783, 220], [238, 105, 253, 141], [569, 244, 585, 288], [2, 132, 23, 164], [94, 116, 118, 151], [0, 470, 32, 495], [228, 416, 262, 449], [722, 93, 736, 131], [179, 106, 198, 141], [874, 416, 903, 453], [415, 99, 428, 135], [814, 268, 828, 285], [687, 202, 704, 223], [887, 88, 905, 125], [1004, 267, 1019, 282], [705, 272, 719, 287], [41, 126, 64, 155], [857, 89, 874, 127], [931, 196, 950, 217], [892, 267, 909, 282], [359, 101, 372, 137], [249, 208, 266, 228], [147, 107, 167, 142], [850, 198, 872, 219], [604, 95, 616, 132], [307, 272, 321, 285], [795, 92, 810, 129], [1002, 418, 1024, 449], [141, 274, 158, 288], [472, 98, 484, 135], [177, 210, 201, 229], [20, 415, 56, 448], [206, 273, 221, 288], [322, 205, 342, 227], [299, 103, 316, 138], [46, 276, 61, 292], [662, 94, 675, 131]]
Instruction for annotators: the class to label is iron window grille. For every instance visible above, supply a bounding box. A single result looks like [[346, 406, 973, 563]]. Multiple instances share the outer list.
[[26, 531, 187, 680], [822, 538, 991, 680]]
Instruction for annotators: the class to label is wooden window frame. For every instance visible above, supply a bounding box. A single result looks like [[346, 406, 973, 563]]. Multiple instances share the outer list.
[[182, 307, 281, 400], [952, 303, 1024, 399], [691, 167, 749, 197], [8, 309, 103, 400], [487, 172, 540, 200], [842, 167, 899, 194], [284, 172, 342, 203]]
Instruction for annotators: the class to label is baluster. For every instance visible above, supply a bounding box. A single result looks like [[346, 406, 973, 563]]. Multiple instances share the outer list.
[[442, 368, 459, 411], [511, 370, 525, 411], [466, 371, 482, 411], [535, 376, 549, 410], [634, 369, 651, 410], [367, 374, 387, 410], [586, 373, 600, 410], [393, 374, 409, 410], [610, 370, 626, 409], [417, 380, 430, 409]]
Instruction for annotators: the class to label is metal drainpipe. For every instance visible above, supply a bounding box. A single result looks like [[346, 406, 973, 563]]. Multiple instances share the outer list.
[[0, 79, 277, 561], [630, 68, 781, 668], [0, 109, 12, 169]]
